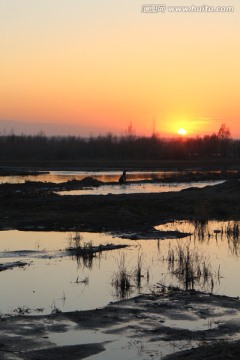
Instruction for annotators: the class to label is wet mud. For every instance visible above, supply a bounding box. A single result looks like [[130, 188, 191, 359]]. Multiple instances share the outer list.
[[1, 179, 240, 236], [1, 174, 240, 358], [1, 289, 240, 359]]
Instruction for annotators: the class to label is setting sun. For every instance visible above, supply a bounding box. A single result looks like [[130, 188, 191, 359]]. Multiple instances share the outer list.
[[177, 128, 187, 136], [0, 1, 240, 138]]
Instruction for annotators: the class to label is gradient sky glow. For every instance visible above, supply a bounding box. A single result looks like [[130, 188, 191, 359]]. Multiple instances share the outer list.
[[1, 0, 240, 137]]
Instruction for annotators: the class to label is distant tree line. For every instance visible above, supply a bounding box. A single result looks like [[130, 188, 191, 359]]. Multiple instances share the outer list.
[[0, 123, 239, 162]]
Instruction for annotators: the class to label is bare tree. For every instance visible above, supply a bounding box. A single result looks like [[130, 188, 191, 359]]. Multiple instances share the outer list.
[[218, 123, 231, 140], [217, 123, 231, 156]]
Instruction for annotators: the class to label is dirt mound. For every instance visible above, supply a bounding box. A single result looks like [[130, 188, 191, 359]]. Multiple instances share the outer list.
[[67, 177, 103, 187]]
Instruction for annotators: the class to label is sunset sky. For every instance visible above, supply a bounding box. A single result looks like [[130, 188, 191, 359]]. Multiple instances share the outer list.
[[1, 0, 239, 137]]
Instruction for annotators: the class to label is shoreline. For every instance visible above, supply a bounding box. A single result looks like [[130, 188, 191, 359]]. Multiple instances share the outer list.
[[1, 180, 240, 234], [1, 289, 240, 359], [1, 172, 240, 358]]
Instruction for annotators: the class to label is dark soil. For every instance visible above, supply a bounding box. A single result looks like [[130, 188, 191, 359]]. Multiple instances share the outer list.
[[164, 340, 240, 360], [1, 289, 240, 359], [1, 170, 240, 358], [0, 179, 240, 235]]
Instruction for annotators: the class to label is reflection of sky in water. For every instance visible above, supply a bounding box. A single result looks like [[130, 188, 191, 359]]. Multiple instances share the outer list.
[[0, 170, 224, 194], [49, 328, 191, 360], [57, 181, 224, 195], [0, 170, 225, 185], [0, 171, 164, 184], [1, 221, 240, 315]]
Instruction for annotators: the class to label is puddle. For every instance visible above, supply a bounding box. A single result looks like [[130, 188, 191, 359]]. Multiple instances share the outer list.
[[86, 337, 198, 360], [1, 220, 240, 315], [48, 321, 199, 360], [84, 337, 178, 360], [49, 329, 117, 346], [56, 181, 223, 196], [163, 318, 218, 331], [0, 170, 170, 184], [1, 213, 240, 359]]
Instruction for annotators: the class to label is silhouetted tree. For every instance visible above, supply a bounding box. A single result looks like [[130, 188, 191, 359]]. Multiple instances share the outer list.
[[217, 123, 231, 156], [218, 123, 231, 140], [0, 124, 238, 162]]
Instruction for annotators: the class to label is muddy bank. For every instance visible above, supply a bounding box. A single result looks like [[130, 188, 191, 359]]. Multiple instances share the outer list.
[[0, 261, 28, 271], [1, 176, 240, 359], [165, 340, 240, 359], [0, 180, 240, 234], [1, 289, 240, 359], [1, 170, 240, 189]]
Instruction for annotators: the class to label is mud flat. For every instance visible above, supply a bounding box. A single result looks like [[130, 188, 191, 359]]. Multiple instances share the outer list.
[[1, 289, 240, 359], [0, 261, 28, 271], [1, 179, 240, 235], [1, 178, 240, 358]]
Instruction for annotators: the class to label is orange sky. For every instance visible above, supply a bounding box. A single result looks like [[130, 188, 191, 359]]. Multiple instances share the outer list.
[[0, 1, 240, 137]]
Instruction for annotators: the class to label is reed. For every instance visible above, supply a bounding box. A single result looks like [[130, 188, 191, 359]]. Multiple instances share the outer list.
[[135, 253, 143, 290], [166, 242, 215, 291], [112, 253, 132, 299]]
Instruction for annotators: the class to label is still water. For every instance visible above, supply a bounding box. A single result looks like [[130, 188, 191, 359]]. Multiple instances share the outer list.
[[0, 170, 224, 194], [0, 170, 223, 185], [0, 220, 240, 316], [0, 171, 166, 184], [0, 171, 237, 315], [57, 181, 223, 195]]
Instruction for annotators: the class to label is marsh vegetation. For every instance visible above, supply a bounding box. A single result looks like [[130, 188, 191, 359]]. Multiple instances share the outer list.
[[166, 242, 218, 292], [2, 172, 240, 359], [1, 172, 240, 314]]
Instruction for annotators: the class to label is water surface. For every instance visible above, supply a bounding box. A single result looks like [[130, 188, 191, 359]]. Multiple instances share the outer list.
[[0, 171, 164, 184], [57, 181, 223, 195], [1, 221, 240, 316]]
